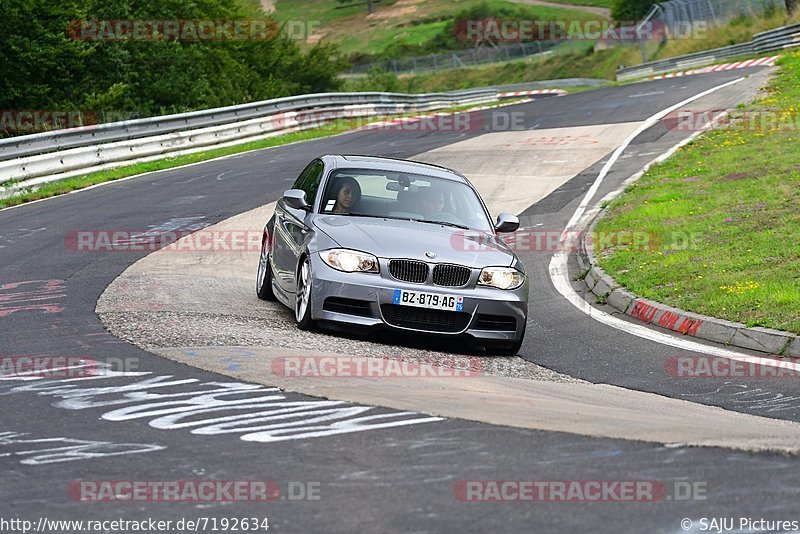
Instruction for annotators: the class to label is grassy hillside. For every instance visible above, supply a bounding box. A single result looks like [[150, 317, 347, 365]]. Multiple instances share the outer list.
[[273, 0, 602, 57], [537, 0, 614, 8], [344, 8, 800, 93]]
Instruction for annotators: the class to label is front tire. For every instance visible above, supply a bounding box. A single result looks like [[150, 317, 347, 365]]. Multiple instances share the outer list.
[[295, 256, 315, 330], [492, 338, 524, 356], [256, 235, 276, 301], [489, 323, 526, 356]]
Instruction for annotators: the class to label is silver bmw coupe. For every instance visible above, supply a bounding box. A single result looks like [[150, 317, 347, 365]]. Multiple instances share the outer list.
[[256, 155, 528, 355]]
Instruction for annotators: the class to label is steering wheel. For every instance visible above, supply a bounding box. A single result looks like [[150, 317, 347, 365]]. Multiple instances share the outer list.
[[426, 211, 467, 227]]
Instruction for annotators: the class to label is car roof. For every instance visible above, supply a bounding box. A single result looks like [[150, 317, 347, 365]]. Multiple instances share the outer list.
[[323, 154, 467, 183]]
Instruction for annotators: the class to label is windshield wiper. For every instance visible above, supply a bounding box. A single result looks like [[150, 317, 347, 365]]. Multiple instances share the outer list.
[[342, 213, 469, 229], [412, 219, 469, 230], [346, 213, 414, 222]]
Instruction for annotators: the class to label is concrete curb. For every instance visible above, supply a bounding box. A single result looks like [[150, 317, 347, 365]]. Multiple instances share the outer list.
[[577, 214, 800, 357]]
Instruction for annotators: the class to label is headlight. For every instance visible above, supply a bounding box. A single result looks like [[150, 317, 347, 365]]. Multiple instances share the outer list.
[[478, 267, 525, 290], [321, 249, 379, 273]]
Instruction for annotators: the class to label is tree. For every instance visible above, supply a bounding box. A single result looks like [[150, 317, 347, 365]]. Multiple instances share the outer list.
[[0, 0, 346, 127], [611, 0, 658, 21]]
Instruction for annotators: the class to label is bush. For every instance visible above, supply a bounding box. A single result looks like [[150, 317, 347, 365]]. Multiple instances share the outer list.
[[347, 68, 404, 92]]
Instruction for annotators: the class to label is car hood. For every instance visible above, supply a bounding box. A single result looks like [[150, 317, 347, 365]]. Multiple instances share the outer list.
[[313, 216, 515, 268]]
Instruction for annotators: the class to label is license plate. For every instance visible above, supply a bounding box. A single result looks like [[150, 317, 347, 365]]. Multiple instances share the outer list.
[[393, 289, 464, 311]]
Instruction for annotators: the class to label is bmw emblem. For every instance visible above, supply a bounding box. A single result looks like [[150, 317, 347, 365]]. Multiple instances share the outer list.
[[425, 251, 437, 259]]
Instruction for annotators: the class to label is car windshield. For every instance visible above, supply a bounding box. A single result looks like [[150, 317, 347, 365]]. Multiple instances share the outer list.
[[319, 169, 493, 231]]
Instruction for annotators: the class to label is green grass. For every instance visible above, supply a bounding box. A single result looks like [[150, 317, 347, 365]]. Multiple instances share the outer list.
[[594, 51, 800, 335], [336, 19, 452, 56], [532, 0, 613, 8], [273, 0, 368, 26], [0, 99, 528, 210]]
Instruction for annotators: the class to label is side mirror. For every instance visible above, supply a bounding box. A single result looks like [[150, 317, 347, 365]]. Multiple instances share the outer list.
[[495, 213, 520, 233], [283, 189, 311, 211]]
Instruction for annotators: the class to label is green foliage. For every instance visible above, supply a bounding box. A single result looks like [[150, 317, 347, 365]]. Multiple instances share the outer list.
[[610, 0, 656, 21], [348, 67, 404, 92], [353, 1, 553, 64], [0, 0, 346, 127]]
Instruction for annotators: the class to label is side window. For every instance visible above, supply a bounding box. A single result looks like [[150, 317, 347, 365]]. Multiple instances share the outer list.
[[292, 159, 325, 207]]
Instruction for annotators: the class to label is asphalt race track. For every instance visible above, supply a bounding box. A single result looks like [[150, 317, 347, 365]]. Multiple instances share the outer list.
[[2, 67, 799, 532]]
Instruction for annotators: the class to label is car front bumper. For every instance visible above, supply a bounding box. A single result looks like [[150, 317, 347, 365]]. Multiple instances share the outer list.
[[309, 254, 528, 343]]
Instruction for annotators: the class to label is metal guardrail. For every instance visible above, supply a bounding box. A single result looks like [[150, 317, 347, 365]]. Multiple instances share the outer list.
[[753, 22, 800, 53], [0, 90, 498, 194], [0, 80, 581, 198], [616, 22, 800, 80], [494, 79, 610, 91], [0, 89, 494, 162]]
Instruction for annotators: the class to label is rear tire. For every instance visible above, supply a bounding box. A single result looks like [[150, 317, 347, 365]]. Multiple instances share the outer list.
[[256, 235, 276, 301], [295, 256, 316, 331]]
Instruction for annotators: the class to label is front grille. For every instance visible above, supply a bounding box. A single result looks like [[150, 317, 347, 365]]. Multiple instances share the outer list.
[[323, 297, 373, 317], [433, 264, 471, 287], [389, 259, 428, 283], [474, 314, 518, 331], [381, 304, 470, 333]]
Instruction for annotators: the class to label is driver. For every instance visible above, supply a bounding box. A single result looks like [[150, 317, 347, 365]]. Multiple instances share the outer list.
[[420, 187, 446, 217]]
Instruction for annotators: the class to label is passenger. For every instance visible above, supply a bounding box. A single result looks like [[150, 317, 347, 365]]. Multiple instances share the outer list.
[[330, 177, 361, 214]]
